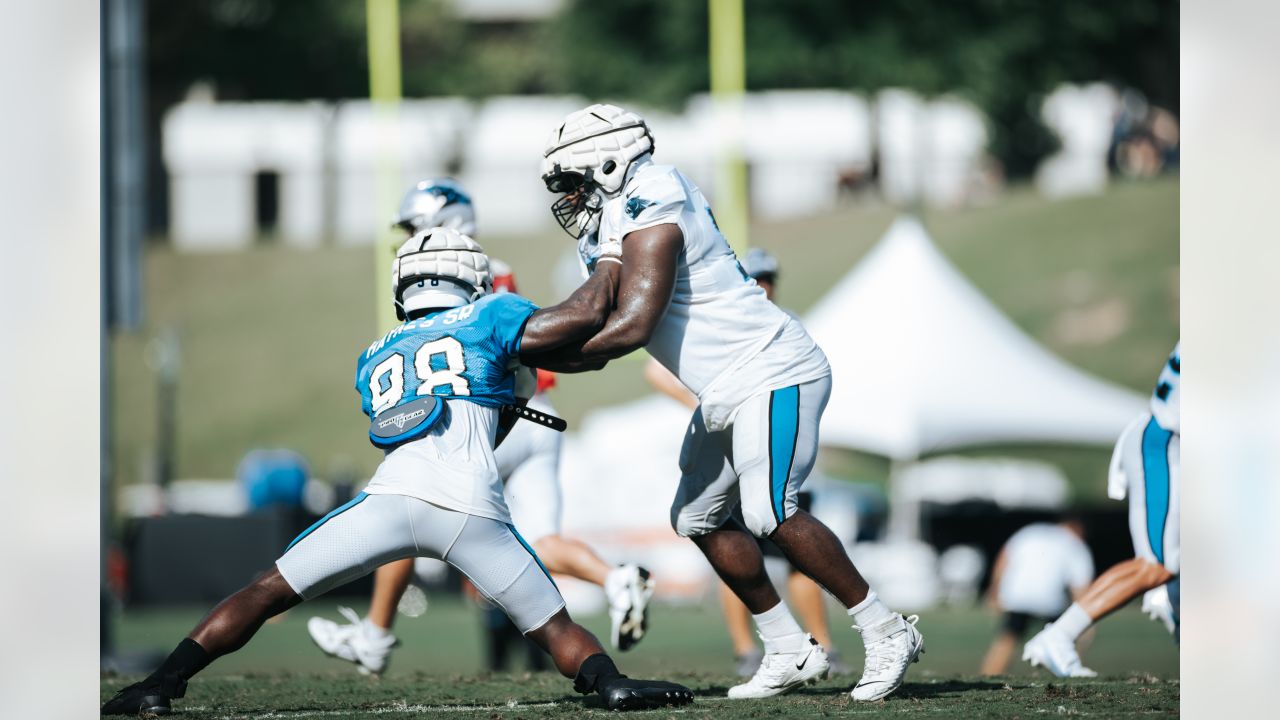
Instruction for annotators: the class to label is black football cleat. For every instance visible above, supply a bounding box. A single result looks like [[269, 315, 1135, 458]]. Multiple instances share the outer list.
[[101, 680, 173, 716], [602, 678, 695, 710]]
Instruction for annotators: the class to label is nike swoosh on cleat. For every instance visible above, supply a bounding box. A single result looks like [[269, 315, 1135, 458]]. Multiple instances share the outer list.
[[795, 650, 812, 671]]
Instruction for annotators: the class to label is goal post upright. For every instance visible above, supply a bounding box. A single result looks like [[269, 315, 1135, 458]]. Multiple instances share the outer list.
[[367, 0, 404, 334], [709, 0, 749, 256]]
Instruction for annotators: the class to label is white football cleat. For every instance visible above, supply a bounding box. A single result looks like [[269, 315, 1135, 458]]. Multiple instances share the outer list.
[[306, 606, 398, 675], [728, 635, 830, 699], [1023, 624, 1097, 678], [605, 565, 654, 651], [850, 614, 924, 701]]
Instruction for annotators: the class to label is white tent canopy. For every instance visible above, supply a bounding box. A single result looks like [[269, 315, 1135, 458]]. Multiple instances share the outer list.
[[804, 215, 1146, 460]]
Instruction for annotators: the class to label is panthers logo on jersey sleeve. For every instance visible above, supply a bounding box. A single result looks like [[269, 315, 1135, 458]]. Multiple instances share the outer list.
[[354, 293, 539, 419], [618, 165, 686, 235]]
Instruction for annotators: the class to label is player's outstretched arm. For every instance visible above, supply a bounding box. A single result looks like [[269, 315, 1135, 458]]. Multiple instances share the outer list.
[[522, 224, 681, 372], [518, 262, 621, 357]]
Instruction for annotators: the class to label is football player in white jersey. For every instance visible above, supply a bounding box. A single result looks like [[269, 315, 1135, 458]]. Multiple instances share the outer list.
[[524, 104, 923, 702], [306, 180, 655, 676], [1023, 343, 1181, 677], [980, 518, 1094, 675], [644, 248, 848, 678]]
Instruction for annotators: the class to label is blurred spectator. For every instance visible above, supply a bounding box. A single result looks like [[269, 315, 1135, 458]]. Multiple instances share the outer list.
[[980, 518, 1094, 676], [1110, 89, 1179, 178]]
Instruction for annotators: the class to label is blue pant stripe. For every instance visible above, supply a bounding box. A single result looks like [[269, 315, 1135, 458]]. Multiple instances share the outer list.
[[507, 523, 557, 590], [1140, 417, 1173, 565], [768, 385, 801, 526], [284, 492, 368, 552]]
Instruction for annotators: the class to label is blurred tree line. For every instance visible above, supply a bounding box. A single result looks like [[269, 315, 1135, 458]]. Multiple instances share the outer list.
[[147, 0, 1176, 192]]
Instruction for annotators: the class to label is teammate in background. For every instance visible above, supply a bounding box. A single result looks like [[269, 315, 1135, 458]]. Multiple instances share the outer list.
[[101, 228, 693, 715], [525, 104, 923, 702], [306, 181, 654, 676], [644, 248, 847, 677], [1023, 343, 1181, 677], [980, 518, 1094, 675]]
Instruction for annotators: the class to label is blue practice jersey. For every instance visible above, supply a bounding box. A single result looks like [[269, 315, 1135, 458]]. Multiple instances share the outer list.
[[355, 293, 539, 418]]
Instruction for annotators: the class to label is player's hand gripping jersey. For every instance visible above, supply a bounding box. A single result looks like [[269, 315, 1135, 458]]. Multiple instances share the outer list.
[[579, 159, 830, 430], [354, 292, 538, 523]]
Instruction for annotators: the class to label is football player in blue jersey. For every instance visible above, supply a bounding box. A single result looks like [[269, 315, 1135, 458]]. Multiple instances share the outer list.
[[306, 180, 656, 677], [102, 227, 690, 715], [1023, 343, 1181, 677]]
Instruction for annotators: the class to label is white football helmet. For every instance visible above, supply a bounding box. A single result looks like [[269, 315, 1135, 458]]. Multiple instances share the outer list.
[[392, 227, 492, 320], [392, 178, 477, 237], [541, 103, 655, 238]]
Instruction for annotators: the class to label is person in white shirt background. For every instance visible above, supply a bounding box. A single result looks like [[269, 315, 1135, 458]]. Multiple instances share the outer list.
[[980, 518, 1094, 675]]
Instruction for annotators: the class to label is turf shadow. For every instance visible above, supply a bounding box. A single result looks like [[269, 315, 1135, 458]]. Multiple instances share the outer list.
[[892, 679, 1007, 700]]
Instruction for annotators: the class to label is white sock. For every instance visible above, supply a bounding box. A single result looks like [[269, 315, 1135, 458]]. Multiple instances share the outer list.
[[1054, 603, 1093, 642], [847, 591, 895, 628], [752, 601, 808, 654], [363, 617, 391, 640]]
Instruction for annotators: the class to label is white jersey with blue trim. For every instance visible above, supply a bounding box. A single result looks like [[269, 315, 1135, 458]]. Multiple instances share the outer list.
[[582, 158, 830, 431], [1151, 343, 1180, 435], [1107, 342, 1181, 500]]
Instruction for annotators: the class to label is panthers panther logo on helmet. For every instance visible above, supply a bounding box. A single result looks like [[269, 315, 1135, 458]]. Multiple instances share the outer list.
[[541, 104, 655, 238], [392, 178, 478, 237], [392, 226, 493, 320]]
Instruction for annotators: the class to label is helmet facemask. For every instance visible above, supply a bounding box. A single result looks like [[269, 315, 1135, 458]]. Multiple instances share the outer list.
[[545, 167, 610, 239]]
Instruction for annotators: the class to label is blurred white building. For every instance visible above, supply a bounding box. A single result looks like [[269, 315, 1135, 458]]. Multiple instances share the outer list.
[[459, 96, 583, 237], [875, 89, 990, 208], [740, 90, 873, 219], [162, 90, 1006, 250], [331, 99, 472, 244], [164, 100, 330, 250], [1035, 82, 1120, 198]]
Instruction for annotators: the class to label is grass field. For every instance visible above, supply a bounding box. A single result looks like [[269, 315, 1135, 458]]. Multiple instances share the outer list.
[[110, 178, 1177, 500], [104, 600, 1178, 718]]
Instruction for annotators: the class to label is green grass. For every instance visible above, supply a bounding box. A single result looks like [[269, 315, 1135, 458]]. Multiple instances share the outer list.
[[110, 178, 1177, 498], [104, 600, 1178, 718]]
